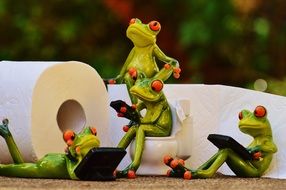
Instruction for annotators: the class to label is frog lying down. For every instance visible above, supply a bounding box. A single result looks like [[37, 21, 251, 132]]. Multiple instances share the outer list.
[[164, 106, 277, 179], [0, 119, 100, 179]]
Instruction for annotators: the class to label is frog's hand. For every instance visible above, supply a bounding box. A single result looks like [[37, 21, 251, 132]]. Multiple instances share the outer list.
[[110, 100, 140, 122], [246, 146, 261, 154], [0, 119, 24, 164], [153, 66, 177, 81], [103, 78, 117, 86]]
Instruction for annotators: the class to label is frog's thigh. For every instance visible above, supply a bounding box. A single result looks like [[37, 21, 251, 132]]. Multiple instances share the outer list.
[[140, 124, 167, 137], [226, 151, 260, 177]]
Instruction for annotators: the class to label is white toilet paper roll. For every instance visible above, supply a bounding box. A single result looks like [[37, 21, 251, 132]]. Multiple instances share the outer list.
[[0, 61, 110, 163]]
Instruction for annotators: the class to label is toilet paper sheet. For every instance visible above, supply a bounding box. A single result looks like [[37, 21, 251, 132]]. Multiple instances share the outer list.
[[0, 61, 110, 163], [108, 84, 286, 178]]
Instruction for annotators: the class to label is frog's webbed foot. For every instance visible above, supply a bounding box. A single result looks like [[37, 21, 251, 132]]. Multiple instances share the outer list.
[[0, 119, 11, 139], [164, 155, 193, 180], [115, 164, 136, 179]]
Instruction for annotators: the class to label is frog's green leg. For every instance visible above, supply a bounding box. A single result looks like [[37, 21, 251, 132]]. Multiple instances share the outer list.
[[117, 124, 168, 178], [0, 154, 70, 179], [0, 119, 24, 163], [0, 163, 70, 179], [196, 149, 262, 178], [117, 126, 137, 149], [116, 127, 137, 178], [165, 148, 262, 179], [0, 163, 40, 178]]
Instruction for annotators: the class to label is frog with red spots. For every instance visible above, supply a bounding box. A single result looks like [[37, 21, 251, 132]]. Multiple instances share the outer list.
[[113, 72, 172, 178], [164, 106, 277, 179], [0, 119, 100, 179], [109, 18, 180, 103]]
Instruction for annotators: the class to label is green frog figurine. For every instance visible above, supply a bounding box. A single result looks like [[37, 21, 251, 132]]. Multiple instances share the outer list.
[[0, 119, 100, 179], [113, 72, 172, 179], [108, 18, 180, 103], [164, 105, 277, 179]]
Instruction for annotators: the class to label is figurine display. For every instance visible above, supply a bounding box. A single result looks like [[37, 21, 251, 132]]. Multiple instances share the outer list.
[[111, 73, 172, 178], [107, 18, 180, 103], [164, 105, 277, 179], [0, 119, 101, 179]]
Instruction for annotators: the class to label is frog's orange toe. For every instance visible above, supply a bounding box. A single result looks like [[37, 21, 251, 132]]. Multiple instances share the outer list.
[[120, 106, 127, 113], [164, 63, 171, 69], [163, 155, 173, 165], [178, 159, 185, 166], [170, 159, 179, 169], [113, 170, 117, 177], [123, 125, 129, 132], [166, 169, 172, 177], [173, 73, 180, 79], [108, 79, 116, 84], [183, 171, 192, 180], [127, 170, 136, 179]]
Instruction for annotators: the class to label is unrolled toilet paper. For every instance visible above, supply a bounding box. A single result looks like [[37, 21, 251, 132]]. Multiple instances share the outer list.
[[0, 61, 110, 163], [108, 84, 286, 179], [165, 84, 286, 179]]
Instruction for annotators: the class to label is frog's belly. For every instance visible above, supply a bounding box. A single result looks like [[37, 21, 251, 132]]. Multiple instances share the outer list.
[[128, 57, 159, 78]]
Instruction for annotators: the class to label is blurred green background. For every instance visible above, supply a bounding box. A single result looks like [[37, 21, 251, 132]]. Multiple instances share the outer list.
[[0, 0, 285, 95]]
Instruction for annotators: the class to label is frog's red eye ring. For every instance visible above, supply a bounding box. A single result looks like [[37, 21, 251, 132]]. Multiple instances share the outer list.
[[90, 127, 97, 136], [254, 105, 267, 118], [149, 21, 161, 31], [151, 80, 163, 92], [63, 130, 75, 143], [238, 111, 243, 120], [129, 18, 136, 25]]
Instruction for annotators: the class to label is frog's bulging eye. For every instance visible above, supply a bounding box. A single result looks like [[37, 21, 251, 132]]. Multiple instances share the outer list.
[[129, 18, 136, 25], [90, 127, 97, 136], [254, 105, 267, 118], [151, 80, 163, 92], [238, 112, 243, 120], [63, 130, 75, 144], [149, 21, 161, 31]]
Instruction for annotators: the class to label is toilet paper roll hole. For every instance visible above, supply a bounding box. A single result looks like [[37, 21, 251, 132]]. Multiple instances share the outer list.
[[57, 99, 86, 133]]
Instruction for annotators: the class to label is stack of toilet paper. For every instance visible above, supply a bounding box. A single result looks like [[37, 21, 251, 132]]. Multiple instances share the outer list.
[[0, 61, 110, 163], [109, 84, 286, 179]]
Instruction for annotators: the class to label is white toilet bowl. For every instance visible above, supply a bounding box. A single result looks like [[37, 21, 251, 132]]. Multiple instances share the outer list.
[[129, 99, 192, 175]]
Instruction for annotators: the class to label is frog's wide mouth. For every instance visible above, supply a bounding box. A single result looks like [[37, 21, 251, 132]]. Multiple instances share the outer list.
[[127, 25, 155, 42], [130, 89, 160, 102], [239, 123, 268, 132], [79, 138, 100, 150], [239, 124, 260, 129]]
